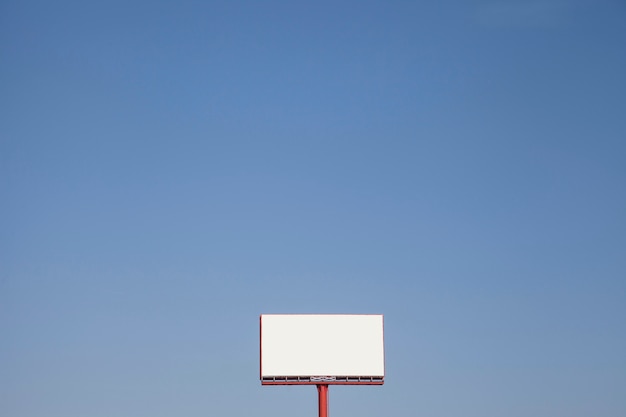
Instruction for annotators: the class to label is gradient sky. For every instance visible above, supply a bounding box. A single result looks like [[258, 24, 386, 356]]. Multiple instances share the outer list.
[[1, 1, 625, 416]]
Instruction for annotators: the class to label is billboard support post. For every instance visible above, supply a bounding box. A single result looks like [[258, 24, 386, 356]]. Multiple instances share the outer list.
[[317, 384, 328, 417]]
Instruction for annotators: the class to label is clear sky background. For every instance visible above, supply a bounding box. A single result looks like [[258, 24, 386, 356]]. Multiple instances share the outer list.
[[1, 1, 625, 416]]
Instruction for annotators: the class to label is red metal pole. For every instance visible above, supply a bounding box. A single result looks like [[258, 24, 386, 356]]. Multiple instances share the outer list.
[[317, 384, 328, 417]]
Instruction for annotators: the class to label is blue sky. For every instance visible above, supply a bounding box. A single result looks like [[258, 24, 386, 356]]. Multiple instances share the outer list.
[[1, 1, 625, 416]]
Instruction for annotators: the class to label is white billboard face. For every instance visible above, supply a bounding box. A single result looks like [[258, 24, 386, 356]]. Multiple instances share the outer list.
[[260, 314, 384, 384]]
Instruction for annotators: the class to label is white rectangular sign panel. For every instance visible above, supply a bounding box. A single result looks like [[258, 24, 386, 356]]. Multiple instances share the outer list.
[[260, 314, 384, 384]]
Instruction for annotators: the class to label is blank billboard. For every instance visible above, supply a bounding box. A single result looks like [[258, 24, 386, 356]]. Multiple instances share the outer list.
[[260, 314, 384, 384]]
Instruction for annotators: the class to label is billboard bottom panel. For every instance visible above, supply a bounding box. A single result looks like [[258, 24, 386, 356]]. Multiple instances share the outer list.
[[261, 376, 384, 385]]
